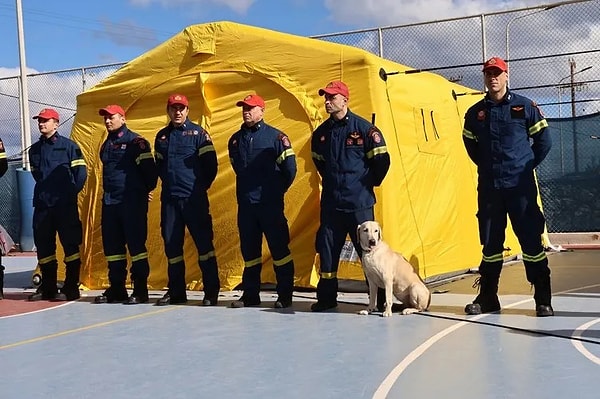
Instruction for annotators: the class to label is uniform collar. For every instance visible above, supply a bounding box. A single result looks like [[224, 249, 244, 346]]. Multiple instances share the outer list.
[[171, 118, 191, 131], [107, 125, 128, 140], [485, 89, 512, 105], [241, 120, 263, 133], [39, 132, 59, 143]]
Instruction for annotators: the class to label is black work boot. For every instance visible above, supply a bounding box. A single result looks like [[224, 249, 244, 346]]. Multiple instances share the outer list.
[[274, 293, 292, 309], [464, 275, 501, 315], [94, 286, 129, 304], [311, 277, 338, 312], [533, 274, 554, 317], [125, 279, 149, 304], [230, 295, 261, 308], [29, 263, 61, 301], [58, 263, 81, 301], [0, 265, 4, 300]]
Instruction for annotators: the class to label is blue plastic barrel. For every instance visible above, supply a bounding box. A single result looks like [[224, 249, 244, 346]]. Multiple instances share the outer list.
[[16, 168, 35, 251]]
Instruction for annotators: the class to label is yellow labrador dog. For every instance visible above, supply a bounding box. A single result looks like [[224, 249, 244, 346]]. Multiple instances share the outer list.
[[357, 221, 431, 317]]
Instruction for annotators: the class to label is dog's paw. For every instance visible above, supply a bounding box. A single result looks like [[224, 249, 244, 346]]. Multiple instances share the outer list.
[[401, 308, 420, 315], [382, 310, 393, 317], [358, 309, 370, 315]]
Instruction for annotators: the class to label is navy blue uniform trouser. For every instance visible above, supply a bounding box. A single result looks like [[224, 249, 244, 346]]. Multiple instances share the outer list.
[[101, 196, 150, 287], [160, 195, 220, 299], [33, 203, 82, 292], [477, 176, 550, 284], [237, 201, 294, 301], [315, 207, 374, 303]]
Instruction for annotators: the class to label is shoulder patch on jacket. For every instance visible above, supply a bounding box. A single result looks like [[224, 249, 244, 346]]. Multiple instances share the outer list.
[[132, 136, 147, 150], [278, 133, 291, 148]]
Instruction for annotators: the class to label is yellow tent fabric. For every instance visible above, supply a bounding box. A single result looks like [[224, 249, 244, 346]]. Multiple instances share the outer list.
[[71, 21, 522, 291]]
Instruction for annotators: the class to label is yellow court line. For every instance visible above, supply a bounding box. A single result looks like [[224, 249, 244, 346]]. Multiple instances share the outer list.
[[0, 307, 175, 351]]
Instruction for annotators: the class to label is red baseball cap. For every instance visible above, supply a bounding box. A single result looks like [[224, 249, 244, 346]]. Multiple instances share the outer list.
[[167, 94, 189, 107], [33, 108, 60, 121], [318, 81, 350, 98], [236, 94, 265, 108], [98, 104, 125, 117], [482, 57, 508, 72]]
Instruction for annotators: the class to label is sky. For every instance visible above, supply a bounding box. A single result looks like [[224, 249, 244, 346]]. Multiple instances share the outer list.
[[0, 0, 598, 144], [0, 0, 572, 74]]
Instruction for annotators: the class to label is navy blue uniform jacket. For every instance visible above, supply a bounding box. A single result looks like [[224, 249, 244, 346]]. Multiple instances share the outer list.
[[228, 121, 296, 204], [154, 119, 217, 200], [462, 90, 551, 189], [29, 133, 87, 208], [100, 126, 158, 205], [311, 110, 390, 211]]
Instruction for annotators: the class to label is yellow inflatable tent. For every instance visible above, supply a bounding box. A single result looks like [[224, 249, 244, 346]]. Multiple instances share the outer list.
[[71, 21, 521, 291]]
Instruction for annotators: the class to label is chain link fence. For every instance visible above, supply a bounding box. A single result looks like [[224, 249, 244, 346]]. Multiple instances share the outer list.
[[1, 0, 599, 245], [0, 63, 123, 243], [314, 0, 600, 232]]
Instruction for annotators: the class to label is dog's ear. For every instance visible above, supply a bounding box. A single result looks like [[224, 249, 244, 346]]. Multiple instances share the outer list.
[[356, 224, 362, 238]]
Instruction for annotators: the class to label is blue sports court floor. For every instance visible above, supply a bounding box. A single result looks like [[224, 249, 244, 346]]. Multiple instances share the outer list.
[[1, 249, 598, 398]]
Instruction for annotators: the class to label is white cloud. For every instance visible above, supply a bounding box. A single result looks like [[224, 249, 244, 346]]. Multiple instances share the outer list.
[[323, 0, 561, 27], [128, 0, 256, 14]]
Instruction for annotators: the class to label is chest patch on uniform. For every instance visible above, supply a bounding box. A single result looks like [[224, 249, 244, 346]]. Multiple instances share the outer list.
[[477, 110, 486, 121], [346, 132, 362, 146], [183, 130, 199, 136], [510, 106, 525, 119]]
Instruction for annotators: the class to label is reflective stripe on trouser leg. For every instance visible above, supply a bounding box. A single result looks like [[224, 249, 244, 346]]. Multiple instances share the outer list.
[[106, 254, 127, 287], [199, 251, 220, 298], [167, 257, 186, 297], [39, 258, 59, 294], [237, 204, 263, 300], [273, 255, 294, 300], [130, 252, 150, 281], [241, 258, 262, 300], [161, 198, 187, 296], [63, 252, 81, 289]]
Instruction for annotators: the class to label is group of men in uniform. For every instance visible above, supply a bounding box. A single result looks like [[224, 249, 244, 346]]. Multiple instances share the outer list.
[[1, 58, 555, 316]]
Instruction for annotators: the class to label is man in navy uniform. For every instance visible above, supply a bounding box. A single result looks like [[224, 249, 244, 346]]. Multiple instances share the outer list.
[[462, 57, 553, 317], [228, 94, 297, 309], [28, 108, 87, 301], [94, 105, 158, 305], [310, 81, 390, 312], [154, 94, 220, 306]]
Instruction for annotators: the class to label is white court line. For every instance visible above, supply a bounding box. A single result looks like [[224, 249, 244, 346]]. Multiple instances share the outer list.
[[571, 319, 600, 365], [373, 283, 600, 399], [0, 300, 74, 319]]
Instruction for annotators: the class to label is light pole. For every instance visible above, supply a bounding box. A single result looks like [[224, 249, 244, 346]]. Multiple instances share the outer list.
[[16, 0, 31, 171], [557, 62, 593, 174]]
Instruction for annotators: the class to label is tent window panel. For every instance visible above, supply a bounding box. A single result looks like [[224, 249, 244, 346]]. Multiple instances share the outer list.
[[412, 107, 448, 156]]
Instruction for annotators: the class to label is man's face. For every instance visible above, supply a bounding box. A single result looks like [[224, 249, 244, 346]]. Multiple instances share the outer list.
[[484, 68, 508, 94], [324, 93, 347, 115], [103, 113, 125, 132], [167, 104, 189, 126], [36, 117, 59, 136], [241, 105, 264, 126]]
